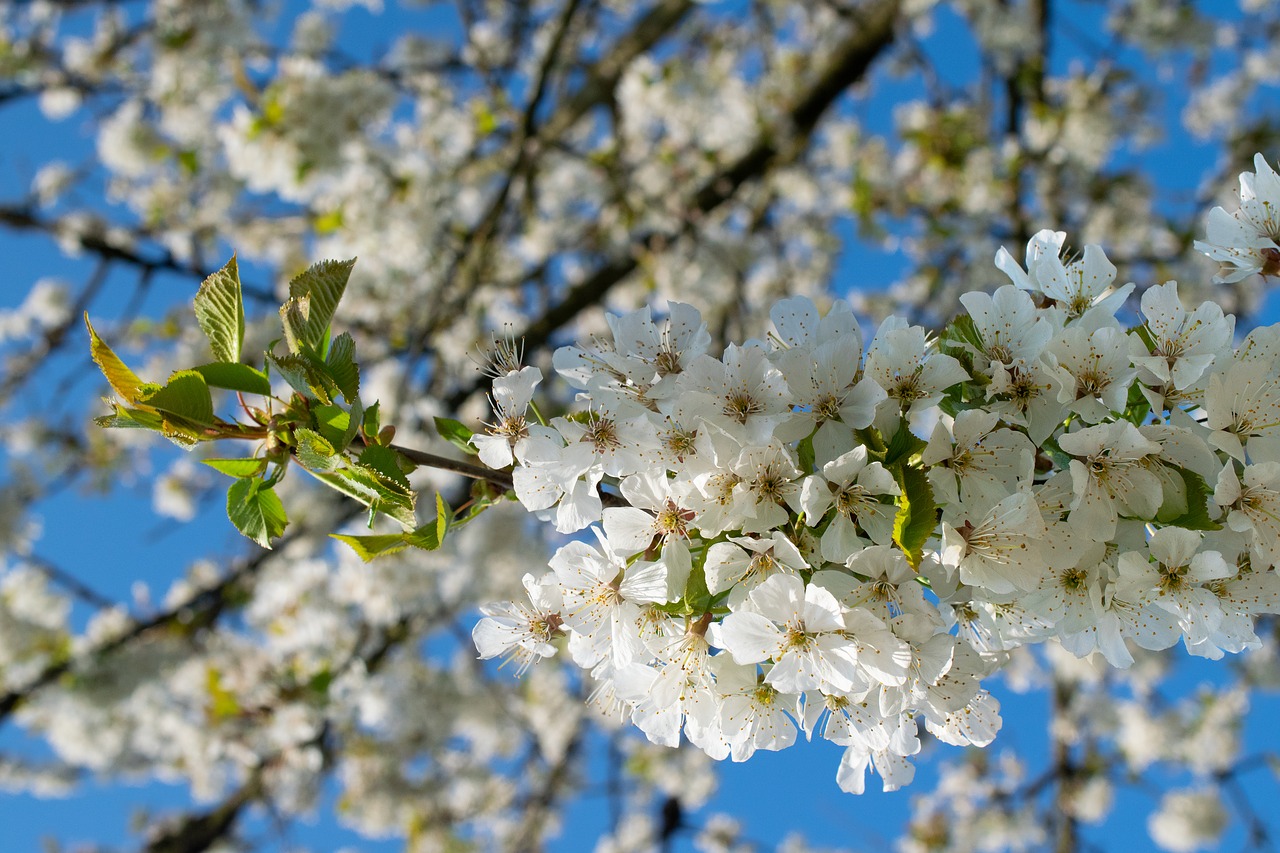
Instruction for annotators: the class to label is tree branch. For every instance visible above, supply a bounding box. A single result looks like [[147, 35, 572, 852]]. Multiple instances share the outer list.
[[446, 0, 903, 409]]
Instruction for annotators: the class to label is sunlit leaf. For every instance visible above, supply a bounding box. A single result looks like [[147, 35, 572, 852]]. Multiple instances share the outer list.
[[194, 256, 244, 363], [85, 314, 148, 403], [226, 477, 288, 548]]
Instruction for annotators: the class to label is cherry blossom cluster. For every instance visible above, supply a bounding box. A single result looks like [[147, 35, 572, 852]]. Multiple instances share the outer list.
[[471, 154, 1280, 795]]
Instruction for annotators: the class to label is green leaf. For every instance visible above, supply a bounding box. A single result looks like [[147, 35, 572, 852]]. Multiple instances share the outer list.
[[279, 295, 315, 356], [309, 465, 416, 530], [227, 477, 288, 548], [192, 362, 272, 396], [295, 428, 342, 472], [362, 401, 382, 442], [943, 312, 984, 352], [331, 531, 414, 562], [85, 314, 148, 403], [358, 443, 411, 490], [435, 492, 449, 543], [314, 403, 355, 450], [434, 416, 478, 456], [95, 403, 164, 431], [266, 350, 330, 402], [854, 427, 888, 463], [891, 465, 936, 569], [140, 370, 215, 425], [286, 258, 356, 355], [306, 669, 334, 696], [683, 559, 713, 616], [796, 434, 816, 475], [194, 256, 244, 363], [331, 509, 447, 562], [325, 332, 360, 402], [203, 458, 268, 478], [159, 417, 206, 448], [1158, 466, 1222, 531], [883, 422, 927, 467], [1122, 379, 1152, 427]]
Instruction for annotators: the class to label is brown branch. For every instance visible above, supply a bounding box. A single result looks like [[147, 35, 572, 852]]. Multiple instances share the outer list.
[[389, 441, 515, 492], [0, 256, 110, 404], [0, 204, 276, 303], [446, 0, 903, 410], [0, 515, 347, 724], [424, 0, 698, 349], [25, 552, 119, 611]]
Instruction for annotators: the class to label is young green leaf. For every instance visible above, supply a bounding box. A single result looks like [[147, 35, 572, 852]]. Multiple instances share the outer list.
[[95, 404, 164, 432], [140, 370, 215, 425], [206, 667, 241, 720], [295, 428, 342, 472], [313, 403, 354, 450], [266, 350, 329, 402], [683, 560, 713, 616], [1157, 466, 1223, 531], [194, 256, 244, 363], [309, 465, 417, 530], [331, 531, 414, 562], [286, 258, 356, 355], [192, 362, 272, 396], [358, 443, 411, 490], [280, 295, 315, 356], [883, 422, 928, 467], [435, 492, 449, 543], [226, 477, 288, 548], [434, 416, 478, 456], [892, 465, 936, 569], [203, 458, 269, 478], [362, 401, 382, 442], [325, 332, 360, 402], [85, 314, 148, 403]]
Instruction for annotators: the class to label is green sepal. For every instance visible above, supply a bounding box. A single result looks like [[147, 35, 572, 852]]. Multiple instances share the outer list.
[[295, 428, 342, 472], [193, 256, 244, 363], [140, 370, 215, 425], [325, 332, 360, 402], [434, 416, 478, 456], [192, 362, 272, 396], [1157, 466, 1222, 531], [226, 477, 288, 548], [203, 458, 269, 478], [891, 464, 936, 569]]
